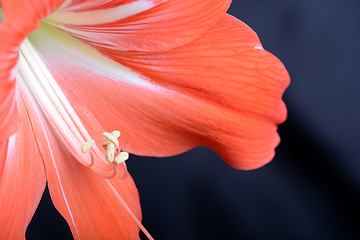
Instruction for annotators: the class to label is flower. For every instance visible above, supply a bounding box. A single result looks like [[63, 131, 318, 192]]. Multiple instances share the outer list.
[[0, 0, 289, 239]]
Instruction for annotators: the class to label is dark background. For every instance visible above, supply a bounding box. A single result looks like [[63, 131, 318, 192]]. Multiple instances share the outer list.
[[26, 1, 360, 239]]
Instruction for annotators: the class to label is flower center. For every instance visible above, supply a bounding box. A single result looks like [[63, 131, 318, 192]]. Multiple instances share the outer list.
[[17, 37, 118, 178]]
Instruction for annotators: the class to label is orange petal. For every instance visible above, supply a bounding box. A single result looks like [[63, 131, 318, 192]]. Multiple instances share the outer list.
[[0, 88, 46, 239], [47, 0, 231, 51], [16, 77, 143, 238], [0, 0, 63, 140], [1, 0, 64, 23], [30, 14, 289, 170], [0, 24, 20, 139]]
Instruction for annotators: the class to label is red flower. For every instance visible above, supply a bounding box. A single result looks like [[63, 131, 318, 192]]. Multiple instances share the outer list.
[[0, 0, 289, 239]]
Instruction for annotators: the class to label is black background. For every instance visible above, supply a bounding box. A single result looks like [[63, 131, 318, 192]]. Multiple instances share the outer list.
[[26, 1, 360, 239]]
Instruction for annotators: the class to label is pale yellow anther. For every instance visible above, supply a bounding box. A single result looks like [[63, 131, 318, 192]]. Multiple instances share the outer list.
[[105, 143, 116, 163], [115, 151, 129, 164], [103, 131, 120, 148], [111, 130, 121, 138], [81, 131, 130, 178], [82, 139, 95, 153], [102, 130, 126, 163]]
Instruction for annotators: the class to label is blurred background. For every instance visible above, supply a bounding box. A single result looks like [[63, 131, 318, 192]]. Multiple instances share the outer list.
[[27, 0, 360, 239]]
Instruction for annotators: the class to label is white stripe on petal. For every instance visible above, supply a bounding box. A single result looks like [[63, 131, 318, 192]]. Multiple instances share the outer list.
[[47, 0, 156, 25], [28, 23, 158, 90], [56, 0, 73, 11], [18, 38, 111, 176]]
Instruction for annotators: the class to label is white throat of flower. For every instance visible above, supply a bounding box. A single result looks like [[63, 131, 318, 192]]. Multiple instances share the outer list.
[[18, 37, 120, 178]]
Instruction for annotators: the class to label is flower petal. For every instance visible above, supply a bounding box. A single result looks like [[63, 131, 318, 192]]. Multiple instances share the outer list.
[[30, 14, 289, 170], [47, 0, 231, 51], [1, 0, 64, 23], [0, 88, 46, 239], [0, 0, 64, 140], [0, 24, 21, 139]]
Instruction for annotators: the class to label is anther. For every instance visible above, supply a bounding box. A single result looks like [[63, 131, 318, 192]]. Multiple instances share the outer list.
[[105, 142, 116, 163], [82, 139, 95, 153], [102, 130, 129, 179], [103, 131, 120, 148], [115, 151, 129, 164], [81, 131, 129, 178]]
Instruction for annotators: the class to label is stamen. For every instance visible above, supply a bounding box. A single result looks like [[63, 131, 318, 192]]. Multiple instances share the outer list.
[[102, 131, 129, 179], [81, 135, 151, 237], [104, 141, 116, 163], [106, 162, 118, 179], [103, 131, 120, 147], [18, 38, 106, 172], [81, 139, 95, 167], [119, 162, 128, 179], [81, 130, 129, 179], [102, 131, 126, 163]]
